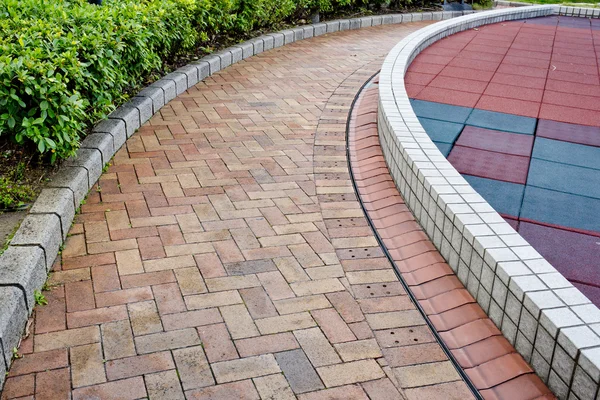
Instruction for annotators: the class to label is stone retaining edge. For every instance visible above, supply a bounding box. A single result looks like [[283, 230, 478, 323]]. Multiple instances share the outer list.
[[378, 6, 600, 400], [0, 9, 476, 390]]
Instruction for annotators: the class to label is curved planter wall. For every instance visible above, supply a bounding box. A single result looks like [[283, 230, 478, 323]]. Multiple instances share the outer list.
[[378, 5, 600, 400], [0, 9, 476, 391]]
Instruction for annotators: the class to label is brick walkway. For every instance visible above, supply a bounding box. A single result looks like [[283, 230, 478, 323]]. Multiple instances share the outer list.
[[1, 21, 482, 400]]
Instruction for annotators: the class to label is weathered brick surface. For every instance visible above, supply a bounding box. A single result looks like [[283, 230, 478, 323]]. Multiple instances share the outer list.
[[2, 20, 478, 399]]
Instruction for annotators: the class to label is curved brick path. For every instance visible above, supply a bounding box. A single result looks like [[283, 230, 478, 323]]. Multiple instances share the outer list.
[[0, 21, 487, 400]]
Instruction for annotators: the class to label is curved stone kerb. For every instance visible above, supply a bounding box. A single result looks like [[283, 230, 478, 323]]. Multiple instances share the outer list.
[[377, 6, 600, 400]]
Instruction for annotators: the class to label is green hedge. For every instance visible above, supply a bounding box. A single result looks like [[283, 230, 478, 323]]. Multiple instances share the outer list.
[[0, 0, 401, 161]]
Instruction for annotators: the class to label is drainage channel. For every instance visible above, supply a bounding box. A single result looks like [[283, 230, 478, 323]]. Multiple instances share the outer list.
[[345, 72, 484, 400]]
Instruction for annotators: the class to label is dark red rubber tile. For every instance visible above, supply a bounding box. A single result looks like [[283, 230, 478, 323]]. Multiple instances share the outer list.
[[551, 53, 598, 66], [439, 66, 495, 82], [552, 61, 598, 75], [420, 289, 475, 315], [421, 46, 463, 57], [518, 221, 600, 288], [539, 104, 600, 127], [484, 83, 544, 103], [543, 90, 600, 112], [405, 71, 436, 86], [475, 95, 540, 118], [415, 87, 481, 108], [511, 42, 553, 53], [449, 57, 501, 72], [545, 79, 600, 98], [505, 48, 551, 61], [418, 54, 454, 66], [491, 73, 546, 90], [406, 60, 446, 75], [502, 55, 550, 69], [470, 38, 512, 49], [457, 49, 505, 63], [405, 84, 425, 98], [429, 76, 488, 94], [497, 64, 548, 79], [504, 216, 520, 231], [448, 146, 530, 184], [553, 46, 598, 59], [428, 303, 488, 332], [466, 353, 533, 390], [536, 119, 600, 147], [452, 336, 514, 368], [439, 319, 501, 349], [455, 126, 534, 156], [479, 374, 553, 400], [547, 69, 599, 85]]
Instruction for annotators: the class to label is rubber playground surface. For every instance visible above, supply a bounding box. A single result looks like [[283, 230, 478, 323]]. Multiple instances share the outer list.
[[406, 15, 600, 305]]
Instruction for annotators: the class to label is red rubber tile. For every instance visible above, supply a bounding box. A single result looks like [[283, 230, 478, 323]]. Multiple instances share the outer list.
[[547, 69, 600, 85], [428, 303, 488, 332], [511, 42, 553, 53], [496, 64, 548, 79], [552, 61, 598, 75], [406, 84, 424, 98], [545, 79, 600, 98], [421, 46, 463, 57], [406, 60, 446, 75], [475, 95, 540, 119], [429, 75, 488, 94], [479, 374, 552, 400], [551, 53, 597, 66], [490, 73, 547, 90], [539, 104, 600, 128], [439, 319, 501, 349], [457, 50, 505, 63], [455, 126, 534, 156], [502, 55, 550, 69], [504, 216, 520, 231], [483, 83, 544, 103], [405, 71, 436, 86], [543, 90, 600, 112], [536, 119, 600, 147], [415, 87, 481, 108], [505, 48, 551, 61], [449, 57, 501, 72], [448, 146, 530, 184], [518, 221, 600, 288], [410, 275, 464, 300], [466, 353, 533, 390], [462, 43, 509, 56], [439, 66, 495, 82], [419, 54, 454, 66], [452, 336, 515, 368]]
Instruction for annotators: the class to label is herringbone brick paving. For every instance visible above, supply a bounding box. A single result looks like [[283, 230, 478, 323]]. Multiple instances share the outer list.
[[2, 21, 479, 400]]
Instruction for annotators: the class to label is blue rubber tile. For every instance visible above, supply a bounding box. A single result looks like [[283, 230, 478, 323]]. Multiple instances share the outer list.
[[532, 137, 600, 171], [464, 175, 524, 217], [418, 117, 464, 144], [521, 186, 600, 233], [434, 142, 453, 157], [410, 99, 472, 124], [527, 158, 600, 200], [466, 109, 536, 135]]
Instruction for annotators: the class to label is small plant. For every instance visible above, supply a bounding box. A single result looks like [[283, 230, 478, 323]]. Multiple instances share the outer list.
[[12, 347, 22, 360], [34, 290, 48, 306], [0, 176, 34, 210]]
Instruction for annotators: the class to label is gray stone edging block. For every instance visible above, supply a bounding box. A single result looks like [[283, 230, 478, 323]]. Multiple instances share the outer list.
[[80, 132, 114, 166], [377, 6, 600, 399], [46, 166, 89, 209], [109, 105, 140, 138], [0, 287, 27, 370], [11, 214, 61, 271], [0, 246, 46, 311], [64, 148, 102, 189], [93, 118, 126, 152], [30, 188, 75, 240], [128, 96, 154, 125], [136, 86, 165, 114]]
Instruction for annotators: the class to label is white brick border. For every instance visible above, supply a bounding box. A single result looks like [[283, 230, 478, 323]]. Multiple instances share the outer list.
[[378, 6, 600, 400]]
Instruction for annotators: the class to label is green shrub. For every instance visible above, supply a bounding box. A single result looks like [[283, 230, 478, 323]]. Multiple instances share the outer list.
[[0, 0, 428, 162]]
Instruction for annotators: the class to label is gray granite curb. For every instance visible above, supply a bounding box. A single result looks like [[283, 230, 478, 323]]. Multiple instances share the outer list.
[[0, 9, 475, 390], [378, 6, 600, 400]]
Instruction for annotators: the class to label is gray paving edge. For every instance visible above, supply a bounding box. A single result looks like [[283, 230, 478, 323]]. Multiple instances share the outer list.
[[378, 5, 600, 400], [0, 9, 475, 390]]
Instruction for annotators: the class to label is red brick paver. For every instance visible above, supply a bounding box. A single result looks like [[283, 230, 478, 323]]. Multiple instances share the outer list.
[[1, 20, 484, 400]]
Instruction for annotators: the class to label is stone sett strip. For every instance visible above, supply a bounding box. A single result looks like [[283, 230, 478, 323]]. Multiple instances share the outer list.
[[377, 5, 600, 400], [0, 9, 478, 392], [0, 16, 487, 399], [349, 81, 553, 399]]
